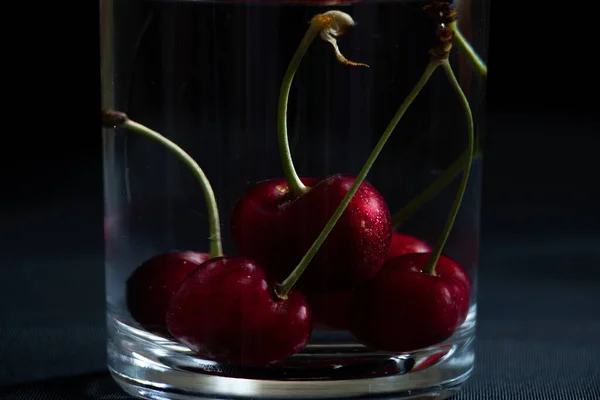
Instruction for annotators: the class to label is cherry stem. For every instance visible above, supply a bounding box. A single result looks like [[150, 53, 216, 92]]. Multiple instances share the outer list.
[[391, 149, 469, 230], [102, 109, 223, 258], [449, 22, 488, 78], [277, 25, 320, 198], [423, 60, 474, 276], [275, 60, 441, 299]]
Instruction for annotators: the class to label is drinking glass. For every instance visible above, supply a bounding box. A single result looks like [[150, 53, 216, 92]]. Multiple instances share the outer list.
[[100, 0, 488, 398]]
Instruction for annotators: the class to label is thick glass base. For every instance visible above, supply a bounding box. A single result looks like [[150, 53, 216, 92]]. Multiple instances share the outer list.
[[113, 373, 469, 400], [107, 306, 475, 399]]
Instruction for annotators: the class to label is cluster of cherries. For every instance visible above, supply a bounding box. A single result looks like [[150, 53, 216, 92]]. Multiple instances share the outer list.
[[106, 3, 481, 367]]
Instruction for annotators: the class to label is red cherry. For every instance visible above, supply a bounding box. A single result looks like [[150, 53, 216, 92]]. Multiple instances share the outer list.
[[309, 232, 431, 330], [230, 174, 392, 294], [166, 256, 312, 365], [350, 253, 471, 352], [126, 251, 209, 331], [286, 232, 432, 331], [308, 234, 430, 331], [387, 232, 432, 259]]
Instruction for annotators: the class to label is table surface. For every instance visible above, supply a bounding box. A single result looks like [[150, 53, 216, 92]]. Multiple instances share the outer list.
[[1, 113, 599, 399]]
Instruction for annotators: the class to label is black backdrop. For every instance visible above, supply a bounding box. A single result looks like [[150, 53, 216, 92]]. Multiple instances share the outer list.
[[3, 1, 597, 212], [1, 0, 599, 397]]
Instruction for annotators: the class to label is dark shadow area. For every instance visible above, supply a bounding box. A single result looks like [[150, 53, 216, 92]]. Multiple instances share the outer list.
[[1, 373, 129, 400]]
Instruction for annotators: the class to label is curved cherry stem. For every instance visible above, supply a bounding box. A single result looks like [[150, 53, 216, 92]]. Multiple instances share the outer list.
[[390, 5, 485, 231], [423, 60, 474, 275], [278, 11, 369, 198], [102, 109, 223, 258], [275, 60, 441, 299], [277, 26, 319, 197], [449, 22, 488, 78]]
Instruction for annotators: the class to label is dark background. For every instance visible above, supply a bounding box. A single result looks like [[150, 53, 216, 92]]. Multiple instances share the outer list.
[[1, 0, 598, 397]]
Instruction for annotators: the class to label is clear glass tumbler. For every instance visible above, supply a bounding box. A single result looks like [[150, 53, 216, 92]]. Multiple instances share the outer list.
[[100, 0, 488, 398]]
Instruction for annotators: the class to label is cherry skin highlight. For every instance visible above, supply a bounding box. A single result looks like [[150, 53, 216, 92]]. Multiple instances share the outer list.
[[350, 252, 471, 352], [230, 174, 392, 294], [126, 251, 210, 331], [166, 256, 312, 365], [387, 233, 432, 260]]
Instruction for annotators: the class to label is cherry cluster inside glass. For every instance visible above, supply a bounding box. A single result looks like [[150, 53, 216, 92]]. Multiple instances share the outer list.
[[106, 3, 485, 367]]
